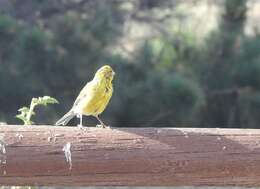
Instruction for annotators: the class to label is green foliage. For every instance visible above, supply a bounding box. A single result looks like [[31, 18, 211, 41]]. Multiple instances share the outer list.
[[1, 0, 260, 128], [16, 96, 59, 125]]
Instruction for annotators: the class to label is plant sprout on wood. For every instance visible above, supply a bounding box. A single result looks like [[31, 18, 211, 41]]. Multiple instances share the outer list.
[[16, 96, 59, 125]]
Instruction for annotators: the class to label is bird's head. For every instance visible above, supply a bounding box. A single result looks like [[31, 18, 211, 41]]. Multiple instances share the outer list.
[[94, 65, 115, 82]]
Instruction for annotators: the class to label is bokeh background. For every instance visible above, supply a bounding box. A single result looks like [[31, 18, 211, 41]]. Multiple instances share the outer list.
[[0, 0, 260, 128]]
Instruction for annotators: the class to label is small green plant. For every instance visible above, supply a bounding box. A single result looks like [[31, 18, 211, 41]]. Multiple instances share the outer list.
[[16, 96, 59, 125]]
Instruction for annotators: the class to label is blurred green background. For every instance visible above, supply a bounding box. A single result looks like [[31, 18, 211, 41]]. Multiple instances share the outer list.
[[0, 0, 260, 128]]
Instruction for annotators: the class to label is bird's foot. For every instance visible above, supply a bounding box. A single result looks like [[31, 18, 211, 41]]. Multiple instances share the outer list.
[[77, 124, 89, 132], [77, 124, 84, 129], [96, 124, 110, 129]]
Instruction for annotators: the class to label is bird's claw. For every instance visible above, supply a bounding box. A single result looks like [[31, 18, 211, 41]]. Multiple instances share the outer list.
[[77, 124, 84, 129], [96, 124, 110, 129]]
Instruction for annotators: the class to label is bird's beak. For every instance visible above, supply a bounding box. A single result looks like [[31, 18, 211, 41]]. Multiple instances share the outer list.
[[112, 71, 115, 76]]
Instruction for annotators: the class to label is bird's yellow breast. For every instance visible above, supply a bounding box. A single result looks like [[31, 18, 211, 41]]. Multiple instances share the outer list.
[[74, 79, 113, 116]]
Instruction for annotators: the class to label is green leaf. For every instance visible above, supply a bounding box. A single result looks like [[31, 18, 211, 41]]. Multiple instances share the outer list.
[[16, 114, 28, 124], [36, 96, 59, 106], [31, 97, 38, 104], [39, 96, 59, 106], [16, 114, 26, 121], [42, 96, 59, 104], [18, 107, 29, 113]]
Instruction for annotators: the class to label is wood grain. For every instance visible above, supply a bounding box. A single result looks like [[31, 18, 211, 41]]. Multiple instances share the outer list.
[[1, 125, 260, 186]]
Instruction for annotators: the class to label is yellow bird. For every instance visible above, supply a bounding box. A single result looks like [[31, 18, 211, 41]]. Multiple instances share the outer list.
[[55, 65, 115, 128]]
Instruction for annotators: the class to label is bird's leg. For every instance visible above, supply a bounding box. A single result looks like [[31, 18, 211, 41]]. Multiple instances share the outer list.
[[95, 116, 108, 128], [77, 114, 83, 128]]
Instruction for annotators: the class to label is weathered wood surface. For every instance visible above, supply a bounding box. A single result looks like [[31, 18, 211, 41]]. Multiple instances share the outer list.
[[1, 125, 260, 186]]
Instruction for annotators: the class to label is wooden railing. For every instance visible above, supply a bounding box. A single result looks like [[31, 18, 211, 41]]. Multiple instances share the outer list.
[[0, 125, 260, 186]]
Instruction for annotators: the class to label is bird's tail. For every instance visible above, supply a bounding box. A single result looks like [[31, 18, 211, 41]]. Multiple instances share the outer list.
[[55, 110, 76, 126]]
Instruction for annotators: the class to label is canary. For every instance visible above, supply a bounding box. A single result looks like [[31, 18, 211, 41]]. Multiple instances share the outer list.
[[55, 65, 115, 128]]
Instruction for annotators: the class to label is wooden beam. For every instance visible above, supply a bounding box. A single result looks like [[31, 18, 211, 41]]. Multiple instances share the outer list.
[[1, 125, 260, 186]]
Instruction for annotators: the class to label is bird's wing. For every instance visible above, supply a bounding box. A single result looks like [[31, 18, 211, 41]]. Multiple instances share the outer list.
[[72, 81, 93, 109]]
